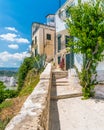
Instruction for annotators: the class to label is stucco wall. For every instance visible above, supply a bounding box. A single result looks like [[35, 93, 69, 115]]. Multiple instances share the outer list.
[[55, 13, 66, 33], [74, 54, 83, 72], [74, 53, 104, 71], [5, 63, 52, 130], [96, 60, 104, 70]]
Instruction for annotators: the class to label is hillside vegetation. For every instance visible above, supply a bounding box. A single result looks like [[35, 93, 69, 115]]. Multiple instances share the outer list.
[[0, 68, 40, 130], [0, 55, 45, 130]]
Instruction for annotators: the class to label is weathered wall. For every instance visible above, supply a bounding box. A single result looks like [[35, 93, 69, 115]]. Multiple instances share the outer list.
[[32, 23, 55, 61], [5, 63, 52, 130]]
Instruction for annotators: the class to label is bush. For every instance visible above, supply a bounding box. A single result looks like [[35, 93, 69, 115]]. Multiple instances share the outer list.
[[66, 0, 104, 98], [18, 57, 36, 91], [18, 55, 45, 91], [0, 81, 17, 103]]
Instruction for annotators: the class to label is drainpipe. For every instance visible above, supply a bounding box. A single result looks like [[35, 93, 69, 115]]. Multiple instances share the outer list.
[[54, 16, 56, 64]]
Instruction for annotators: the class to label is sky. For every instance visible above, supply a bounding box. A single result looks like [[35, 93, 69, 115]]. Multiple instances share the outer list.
[[0, 0, 66, 68]]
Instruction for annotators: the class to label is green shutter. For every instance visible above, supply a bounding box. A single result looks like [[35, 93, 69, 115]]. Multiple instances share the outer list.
[[58, 36, 61, 51]]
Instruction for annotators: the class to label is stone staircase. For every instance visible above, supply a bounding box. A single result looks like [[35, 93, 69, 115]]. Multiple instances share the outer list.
[[51, 70, 82, 100], [52, 78, 70, 86], [52, 70, 68, 79]]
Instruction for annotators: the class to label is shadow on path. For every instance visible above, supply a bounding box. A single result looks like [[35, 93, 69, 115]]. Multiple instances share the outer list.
[[49, 75, 61, 130]]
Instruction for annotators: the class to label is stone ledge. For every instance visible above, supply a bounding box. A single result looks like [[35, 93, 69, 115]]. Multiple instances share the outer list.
[[40, 63, 52, 80], [5, 63, 52, 130], [51, 93, 82, 100]]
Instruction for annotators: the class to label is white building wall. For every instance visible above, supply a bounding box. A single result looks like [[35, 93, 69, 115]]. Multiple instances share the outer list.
[[97, 60, 104, 70], [55, 0, 90, 33], [74, 54, 83, 72], [55, 0, 104, 71], [55, 13, 66, 33]]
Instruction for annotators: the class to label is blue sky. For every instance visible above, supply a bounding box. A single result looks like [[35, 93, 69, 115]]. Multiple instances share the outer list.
[[0, 0, 66, 67]]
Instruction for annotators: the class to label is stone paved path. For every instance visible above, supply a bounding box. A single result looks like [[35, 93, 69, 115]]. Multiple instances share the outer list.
[[50, 97, 104, 130], [49, 69, 104, 130]]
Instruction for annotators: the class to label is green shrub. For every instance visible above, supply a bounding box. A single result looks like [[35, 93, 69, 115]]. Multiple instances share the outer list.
[[18, 56, 36, 91], [19, 75, 40, 96], [66, 0, 104, 98], [0, 100, 13, 111], [3, 90, 18, 99], [0, 81, 17, 103], [18, 55, 45, 91]]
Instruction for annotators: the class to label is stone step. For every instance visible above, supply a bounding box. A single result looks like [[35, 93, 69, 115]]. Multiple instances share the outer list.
[[51, 92, 82, 100], [52, 71, 68, 79], [52, 82, 69, 86], [52, 81, 69, 83], [52, 78, 69, 83], [52, 83, 70, 86]]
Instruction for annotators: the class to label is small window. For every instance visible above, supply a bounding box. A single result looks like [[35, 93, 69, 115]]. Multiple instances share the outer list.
[[47, 34, 51, 40], [66, 9, 70, 18], [35, 48, 38, 56], [35, 36, 37, 44], [58, 36, 61, 51], [32, 40, 34, 46]]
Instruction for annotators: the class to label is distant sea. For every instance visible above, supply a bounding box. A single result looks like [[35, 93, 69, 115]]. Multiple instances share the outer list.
[[0, 67, 19, 72]]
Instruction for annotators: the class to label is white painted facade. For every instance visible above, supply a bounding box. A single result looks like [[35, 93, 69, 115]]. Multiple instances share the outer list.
[[55, 0, 104, 71], [55, 0, 78, 70], [55, 0, 76, 33]]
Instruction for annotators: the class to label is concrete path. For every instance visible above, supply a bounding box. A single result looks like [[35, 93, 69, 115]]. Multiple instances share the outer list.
[[50, 97, 104, 130], [49, 69, 104, 130]]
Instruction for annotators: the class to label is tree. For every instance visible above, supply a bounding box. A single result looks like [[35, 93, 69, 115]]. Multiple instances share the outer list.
[[66, 0, 104, 99], [18, 55, 45, 91], [18, 56, 36, 91]]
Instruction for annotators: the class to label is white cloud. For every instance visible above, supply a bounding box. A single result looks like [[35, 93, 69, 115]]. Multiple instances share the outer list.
[[27, 45, 31, 51], [0, 33, 29, 44], [28, 45, 31, 50], [8, 44, 19, 49], [5, 27, 18, 32], [15, 38, 29, 43], [0, 51, 30, 62], [0, 33, 17, 41]]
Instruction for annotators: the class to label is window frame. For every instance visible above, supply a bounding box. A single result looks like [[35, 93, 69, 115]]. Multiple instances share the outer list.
[[47, 34, 51, 40]]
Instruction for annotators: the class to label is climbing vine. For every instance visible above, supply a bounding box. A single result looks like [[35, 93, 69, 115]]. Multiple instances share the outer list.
[[66, 0, 104, 99]]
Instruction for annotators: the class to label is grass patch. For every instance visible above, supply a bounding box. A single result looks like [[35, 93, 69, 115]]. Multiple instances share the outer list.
[[0, 100, 14, 130], [0, 96, 28, 130], [0, 100, 13, 111], [19, 75, 40, 96], [0, 117, 11, 130], [0, 69, 41, 130]]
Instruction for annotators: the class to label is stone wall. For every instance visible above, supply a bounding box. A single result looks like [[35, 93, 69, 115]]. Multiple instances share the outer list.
[[32, 23, 55, 61], [5, 63, 52, 130]]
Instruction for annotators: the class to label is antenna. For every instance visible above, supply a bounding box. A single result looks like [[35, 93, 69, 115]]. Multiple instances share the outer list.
[[59, 0, 61, 8]]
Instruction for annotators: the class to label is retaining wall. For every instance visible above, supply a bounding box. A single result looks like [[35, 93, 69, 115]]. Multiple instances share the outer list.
[[5, 63, 52, 130]]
